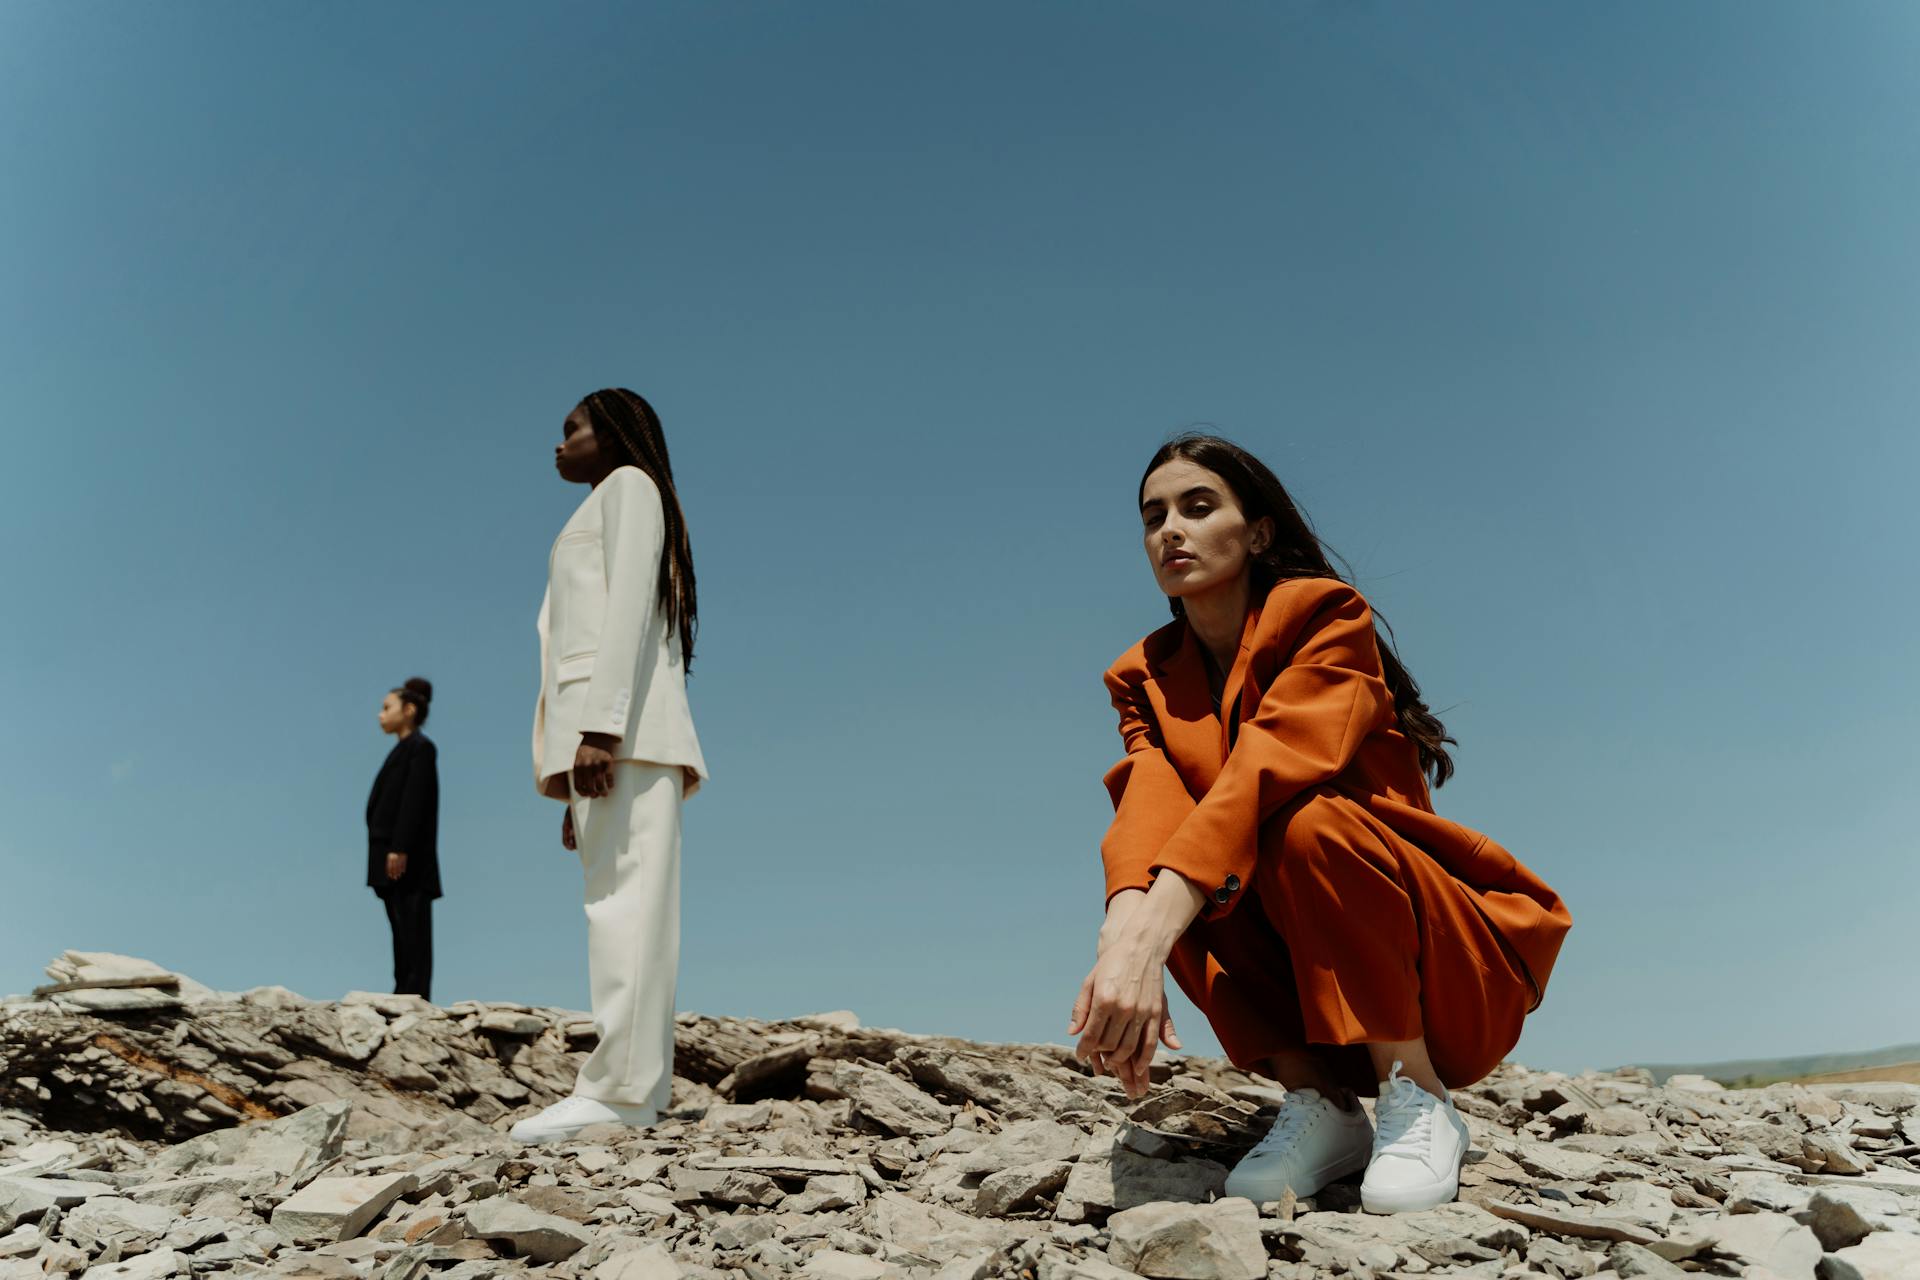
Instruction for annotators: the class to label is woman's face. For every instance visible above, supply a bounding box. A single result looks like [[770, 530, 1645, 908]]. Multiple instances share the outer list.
[[555, 405, 608, 484], [1139, 459, 1272, 603], [378, 692, 413, 736]]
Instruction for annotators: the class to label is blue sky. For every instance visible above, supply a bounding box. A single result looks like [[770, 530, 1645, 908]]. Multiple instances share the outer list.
[[2, 2, 1915, 1076]]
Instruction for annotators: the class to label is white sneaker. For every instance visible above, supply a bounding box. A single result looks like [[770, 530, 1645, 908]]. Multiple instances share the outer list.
[[508, 1095, 656, 1144], [1360, 1062, 1471, 1213], [1224, 1088, 1374, 1203]]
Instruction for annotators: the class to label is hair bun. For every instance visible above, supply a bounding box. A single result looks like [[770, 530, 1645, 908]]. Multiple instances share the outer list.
[[403, 677, 433, 704]]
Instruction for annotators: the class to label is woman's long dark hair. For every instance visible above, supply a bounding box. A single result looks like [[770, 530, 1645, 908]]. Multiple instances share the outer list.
[[1141, 433, 1456, 787], [580, 388, 699, 673]]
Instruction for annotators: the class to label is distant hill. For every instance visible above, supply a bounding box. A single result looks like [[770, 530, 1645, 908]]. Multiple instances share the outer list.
[[1635, 1041, 1920, 1087]]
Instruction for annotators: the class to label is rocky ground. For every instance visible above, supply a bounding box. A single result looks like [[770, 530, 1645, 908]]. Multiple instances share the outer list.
[[3, 953, 1918, 1280]]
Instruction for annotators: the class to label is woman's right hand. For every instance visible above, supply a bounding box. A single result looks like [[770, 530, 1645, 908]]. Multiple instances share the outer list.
[[1068, 887, 1181, 1099], [561, 807, 576, 851], [1099, 887, 1145, 947]]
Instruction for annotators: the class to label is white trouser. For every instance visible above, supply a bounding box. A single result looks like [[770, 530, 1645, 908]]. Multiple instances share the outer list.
[[568, 761, 682, 1111]]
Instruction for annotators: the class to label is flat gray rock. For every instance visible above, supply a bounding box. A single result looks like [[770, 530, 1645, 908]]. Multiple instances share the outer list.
[[61, 1196, 181, 1250], [1485, 1198, 1662, 1245], [594, 1242, 683, 1280], [668, 1164, 784, 1207], [462, 1196, 593, 1262], [0, 1180, 58, 1234], [956, 1120, 1083, 1176], [702, 1102, 773, 1131], [784, 1175, 867, 1215], [1703, 1211, 1821, 1279], [858, 1191, 1011, 1262], [898, 1047, 1114, 1124], [797, 1250, 895, 1280], [477, 1011, 546, 1037], [335, 1006, 387, 1063], [41, 952, 179, 991], [975, 1160, 1071, 1216], [2, 1175, 109, 1218], [125, 1169, 279, 1209], [1608, 1240, 1688, 1277], [834, 1064, 953, 1139], [0, 1141, 80, 1181], [271, 1172, 415, 1243], [1287, 1202, 1528, 1254], [76, 1247, 184, 1280], [150, 1101, 349, 1178], [1107, 1197, 1265, 1280], [685, 1155, 854, 1179], [1823, 1229, 1920, 1280], [51, 989, 183, 1015], [1056, 1128, 1227, 1221]]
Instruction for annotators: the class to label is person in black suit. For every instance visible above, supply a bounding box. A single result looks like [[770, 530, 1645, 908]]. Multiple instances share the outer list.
[[367, 677, 441, 1000]]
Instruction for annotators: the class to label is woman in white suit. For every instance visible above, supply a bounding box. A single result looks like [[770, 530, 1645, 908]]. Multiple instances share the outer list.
[[511, 387, 710, 1145]]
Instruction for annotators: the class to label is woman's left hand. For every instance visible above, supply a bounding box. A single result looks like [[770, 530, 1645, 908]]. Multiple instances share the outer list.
[[1068, 903, 1182, 1099], [385, 852, 407, 881]]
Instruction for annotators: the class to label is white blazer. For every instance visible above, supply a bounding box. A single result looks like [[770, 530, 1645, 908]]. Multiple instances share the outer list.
[[533, 467, 708, 800]]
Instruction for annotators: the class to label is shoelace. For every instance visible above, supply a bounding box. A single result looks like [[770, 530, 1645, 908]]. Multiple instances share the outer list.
[[1250, 1092, 1320, 1154], [1372, 1062, 1438, 1152]]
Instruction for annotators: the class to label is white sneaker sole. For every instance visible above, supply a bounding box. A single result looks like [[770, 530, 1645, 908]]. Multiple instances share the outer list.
[[509, 1107, 656, 1145], [1360, 1166, 1461, 1214], [1225, 1143, 1371, 1203]]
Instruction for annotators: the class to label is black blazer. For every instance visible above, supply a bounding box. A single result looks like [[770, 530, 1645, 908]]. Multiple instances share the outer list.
[[366, 733, 442, 898]]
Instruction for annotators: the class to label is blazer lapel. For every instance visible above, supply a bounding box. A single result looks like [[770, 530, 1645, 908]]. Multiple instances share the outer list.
[[1148, 621, 1227, 791], [1218, 604, 1262, 754]]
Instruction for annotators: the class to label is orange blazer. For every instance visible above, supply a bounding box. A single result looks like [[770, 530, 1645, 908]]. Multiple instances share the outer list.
[[1101, 577, 1571, 1006]]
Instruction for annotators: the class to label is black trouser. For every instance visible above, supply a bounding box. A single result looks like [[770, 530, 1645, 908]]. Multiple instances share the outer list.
[[379, 889, 434, 1000]]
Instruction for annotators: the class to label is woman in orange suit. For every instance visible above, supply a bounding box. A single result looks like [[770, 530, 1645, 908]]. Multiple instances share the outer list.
[[1068, 434, 1570, 1214]]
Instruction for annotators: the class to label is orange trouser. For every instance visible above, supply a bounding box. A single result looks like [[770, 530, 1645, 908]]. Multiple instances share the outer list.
[[1167, 789, 1534, 1095]]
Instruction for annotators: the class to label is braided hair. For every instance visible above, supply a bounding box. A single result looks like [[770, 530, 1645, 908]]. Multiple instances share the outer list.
[[1141, 433, 1457, 788], [579, 388, 699, 673]]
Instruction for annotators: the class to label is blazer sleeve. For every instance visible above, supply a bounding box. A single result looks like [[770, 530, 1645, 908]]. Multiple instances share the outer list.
[[532, 584, 548, 788], [1099, 653, 1198, 907], [366, 764, 383, 830], [581, 467, 667, 738], [391, 740, 438, 856], [1152, 581, 1396, 921]]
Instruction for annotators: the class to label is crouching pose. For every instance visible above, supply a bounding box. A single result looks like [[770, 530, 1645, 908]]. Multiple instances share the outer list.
[[511, 387, 709, 1145], [1070, 434, 1570, 1213]]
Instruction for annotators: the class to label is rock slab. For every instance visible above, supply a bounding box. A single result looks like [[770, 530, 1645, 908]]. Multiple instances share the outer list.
[[271, 1172, 416, 1243], [1107, 1197, 1266, 1280]]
